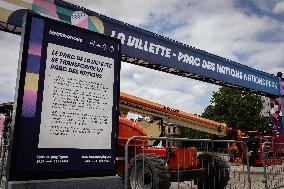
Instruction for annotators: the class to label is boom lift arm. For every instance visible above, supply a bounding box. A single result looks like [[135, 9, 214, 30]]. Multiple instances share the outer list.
[[119, 92, 230, 137]]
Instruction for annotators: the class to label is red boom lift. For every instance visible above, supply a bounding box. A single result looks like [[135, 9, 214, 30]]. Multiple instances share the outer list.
[[117, 93, 230, 189]]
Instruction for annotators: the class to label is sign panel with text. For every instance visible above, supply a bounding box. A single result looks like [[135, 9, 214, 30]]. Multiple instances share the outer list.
[[8, 13, 120, 181]]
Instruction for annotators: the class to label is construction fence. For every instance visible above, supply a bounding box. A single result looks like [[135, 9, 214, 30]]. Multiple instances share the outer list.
[[124, 136, 284, 189], [0, 136, 282, 189], [262, 142, 284, 189], [0, 136, 8, 188]]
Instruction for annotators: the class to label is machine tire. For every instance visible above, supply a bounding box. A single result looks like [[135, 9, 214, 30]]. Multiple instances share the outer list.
[[128, 153, 170, 189], [197, 152, 230, 189]]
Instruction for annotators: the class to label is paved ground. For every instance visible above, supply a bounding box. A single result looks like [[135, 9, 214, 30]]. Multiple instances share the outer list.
[[170, 164, 284, 189], [1, 164, 283, 189]]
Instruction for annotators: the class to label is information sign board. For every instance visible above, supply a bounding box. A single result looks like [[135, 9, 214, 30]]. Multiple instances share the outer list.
[[8, 13, 121, 180]]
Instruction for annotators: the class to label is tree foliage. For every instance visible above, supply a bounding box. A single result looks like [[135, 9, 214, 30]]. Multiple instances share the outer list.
[[201, 87, 271, 133], [180, 87, 271, 139], [179, 127, 215, 139]]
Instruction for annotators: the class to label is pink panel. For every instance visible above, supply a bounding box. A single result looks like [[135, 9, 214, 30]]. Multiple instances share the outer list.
[[76, 17, 88, 29], [0, 114, 5, 135], [28, 42, 42, 56], [33, 0, 58, 18], [280, 80, 284, 96], [22, 90, 38, 117], [33, 0, 55, 9]]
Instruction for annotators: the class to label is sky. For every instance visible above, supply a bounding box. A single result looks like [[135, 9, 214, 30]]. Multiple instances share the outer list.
[[0, 0, 284, 115]]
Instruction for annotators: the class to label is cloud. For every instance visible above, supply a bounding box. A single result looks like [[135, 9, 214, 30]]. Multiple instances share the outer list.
[[273, 1, 284, 14], [1, 0, 283, 116], [157, 0, 284, 74], [247, 0, 275, 14], [0, 32, 21, 103], [82, 0, 283, 114], [120, 63, 218, 114], [65, 0, 222, 114], [69, 0, 283, 74], [66, 0, 182, 27]]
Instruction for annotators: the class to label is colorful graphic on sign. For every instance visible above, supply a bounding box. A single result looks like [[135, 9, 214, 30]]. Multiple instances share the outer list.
[[0, 0, 104, 33], [22, 17, 44, 117]]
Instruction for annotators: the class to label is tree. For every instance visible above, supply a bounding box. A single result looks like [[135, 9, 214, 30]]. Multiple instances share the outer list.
[[179, 127, 215, 139], [201, 87, 271, 133]]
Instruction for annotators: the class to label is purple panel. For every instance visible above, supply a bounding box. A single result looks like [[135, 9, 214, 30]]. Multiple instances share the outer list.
[[26, 54, 41, 74], [22, 90, 37, 117], [30, 18, 44, 43], [282, 97, 284, 136], [280, 80, 284, 96], [270, 97, 284, 143]]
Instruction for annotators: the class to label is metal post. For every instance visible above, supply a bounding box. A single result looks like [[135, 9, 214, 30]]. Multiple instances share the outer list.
[[177, 146, 180, 189], [262, 142, 269, 189], [124, 141, 128, 189], [243, 142, 251, 189]]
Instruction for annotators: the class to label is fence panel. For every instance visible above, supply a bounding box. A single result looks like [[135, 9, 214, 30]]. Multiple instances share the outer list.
[[124, 137, 259, 189], [262, 142, 284, 189], [0, 136, 8, 188]]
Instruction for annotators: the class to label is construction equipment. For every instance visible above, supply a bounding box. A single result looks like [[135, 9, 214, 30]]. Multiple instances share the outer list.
[[118, 93, 230, 189], [229, 130, 281, 166], [2, 93, 278, 188], [1, 97, 231, 189], [117, 93, 283, 188]]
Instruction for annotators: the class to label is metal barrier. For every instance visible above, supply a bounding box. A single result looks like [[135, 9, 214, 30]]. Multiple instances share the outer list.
[[1, 134, 281, 189], [0, 122, 10, 189], [0, 136, 9, 188], [262, 142, 284, 189], [124, 136, 254, 189]]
